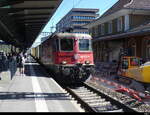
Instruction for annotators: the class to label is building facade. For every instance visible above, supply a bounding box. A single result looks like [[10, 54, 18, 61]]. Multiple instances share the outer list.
[[84, 0, 150, 63], [56, 8, 99, 34]]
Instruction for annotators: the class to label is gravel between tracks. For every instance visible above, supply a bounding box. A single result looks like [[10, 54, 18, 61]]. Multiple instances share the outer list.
[[86, 80, 150, 112]]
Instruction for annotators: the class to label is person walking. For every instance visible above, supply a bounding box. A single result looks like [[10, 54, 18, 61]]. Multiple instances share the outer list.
[[18, 54, 25, 75]]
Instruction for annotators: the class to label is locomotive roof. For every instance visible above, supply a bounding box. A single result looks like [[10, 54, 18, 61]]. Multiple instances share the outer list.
[[53, 33, 92, 39]]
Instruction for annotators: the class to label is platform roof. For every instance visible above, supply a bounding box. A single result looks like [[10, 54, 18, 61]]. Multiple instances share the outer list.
[[0, 0, 62, 50]]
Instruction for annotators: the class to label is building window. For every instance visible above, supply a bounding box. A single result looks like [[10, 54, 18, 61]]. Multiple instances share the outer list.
[[92, 27, 96, 37], [101, 24, 105, 35], [117, 17, 123, 32], [108, 21, 112, 34], [146, 40, 150, 60], [98, 25, 101, 35], [95, 26, 99, 37], [131, 42, 136, 56]]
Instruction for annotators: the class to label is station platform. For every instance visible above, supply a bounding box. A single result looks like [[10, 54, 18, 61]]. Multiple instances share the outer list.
[[0, 59, 84, 112]]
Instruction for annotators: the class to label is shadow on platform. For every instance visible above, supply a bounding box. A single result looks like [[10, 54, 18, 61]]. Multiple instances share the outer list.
[[24, 64, 50, 78], [0, 92, 71, 100]]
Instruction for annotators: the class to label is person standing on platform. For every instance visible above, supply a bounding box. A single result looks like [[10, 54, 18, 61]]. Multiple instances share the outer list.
[[8, 53, 16, 80], [18, 54, 26, 75]]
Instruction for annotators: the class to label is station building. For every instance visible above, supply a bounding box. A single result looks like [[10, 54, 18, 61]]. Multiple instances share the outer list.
[[84, 0, 150, 63], [56, 8, 99, 34]]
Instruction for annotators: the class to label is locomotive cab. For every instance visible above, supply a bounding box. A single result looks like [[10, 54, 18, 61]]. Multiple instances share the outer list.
[[55, 34, 94, 66], [118, 56, 150, 84], [121, 56, 141, 70], [54, 33, 94, 83]]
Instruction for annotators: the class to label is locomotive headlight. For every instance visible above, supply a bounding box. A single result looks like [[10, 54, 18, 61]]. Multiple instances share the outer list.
[[74, 54, 80, 60], [62, 61, 67, 65], [85, 60, 90, 65]]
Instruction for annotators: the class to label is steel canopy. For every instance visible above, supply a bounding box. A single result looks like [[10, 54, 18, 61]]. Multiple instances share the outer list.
[[0, 0, 62, 50]]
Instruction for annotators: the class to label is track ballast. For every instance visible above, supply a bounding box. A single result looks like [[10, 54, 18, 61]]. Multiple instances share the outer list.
[[64, 82, 142, 112]]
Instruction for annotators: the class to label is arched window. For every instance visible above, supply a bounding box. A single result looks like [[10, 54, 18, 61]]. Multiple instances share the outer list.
[[146, 40, 150, 60], [131, 42, 136, 56], [93, 42, 97, 61], [128, 39, 136, 56]]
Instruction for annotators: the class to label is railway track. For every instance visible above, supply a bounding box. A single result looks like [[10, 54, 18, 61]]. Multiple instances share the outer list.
[[64, 82, 140, 112], [86, 81, 150, 112], [54, 75, 150, 112]]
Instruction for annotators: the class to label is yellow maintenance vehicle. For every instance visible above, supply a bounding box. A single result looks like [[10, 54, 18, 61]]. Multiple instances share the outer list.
[[117, 56, 150, 92]]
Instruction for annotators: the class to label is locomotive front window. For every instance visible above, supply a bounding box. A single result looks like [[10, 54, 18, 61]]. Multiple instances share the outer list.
[[79, 39, 92, 51], [60, 39, 74, 51]]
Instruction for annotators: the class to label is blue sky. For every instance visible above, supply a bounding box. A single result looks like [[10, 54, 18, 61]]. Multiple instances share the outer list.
[[43, 0, 118, 32], [33, 0, 118, 45]]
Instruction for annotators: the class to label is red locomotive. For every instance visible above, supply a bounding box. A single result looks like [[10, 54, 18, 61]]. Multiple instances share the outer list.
[[35, 32, 94, 83]]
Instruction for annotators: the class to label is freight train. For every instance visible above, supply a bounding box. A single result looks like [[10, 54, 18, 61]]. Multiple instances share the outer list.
[[31, 33, 95, 84]]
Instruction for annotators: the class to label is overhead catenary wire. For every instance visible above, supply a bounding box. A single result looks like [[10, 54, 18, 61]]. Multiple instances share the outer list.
[[51, 0, 84, 24], [73, 0, 84, 8], [47, 0, 85, 33], [47, 0, 71, 33]]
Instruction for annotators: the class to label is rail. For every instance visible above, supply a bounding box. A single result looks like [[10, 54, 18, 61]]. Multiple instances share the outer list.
[[64, 83, 137, 112]]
